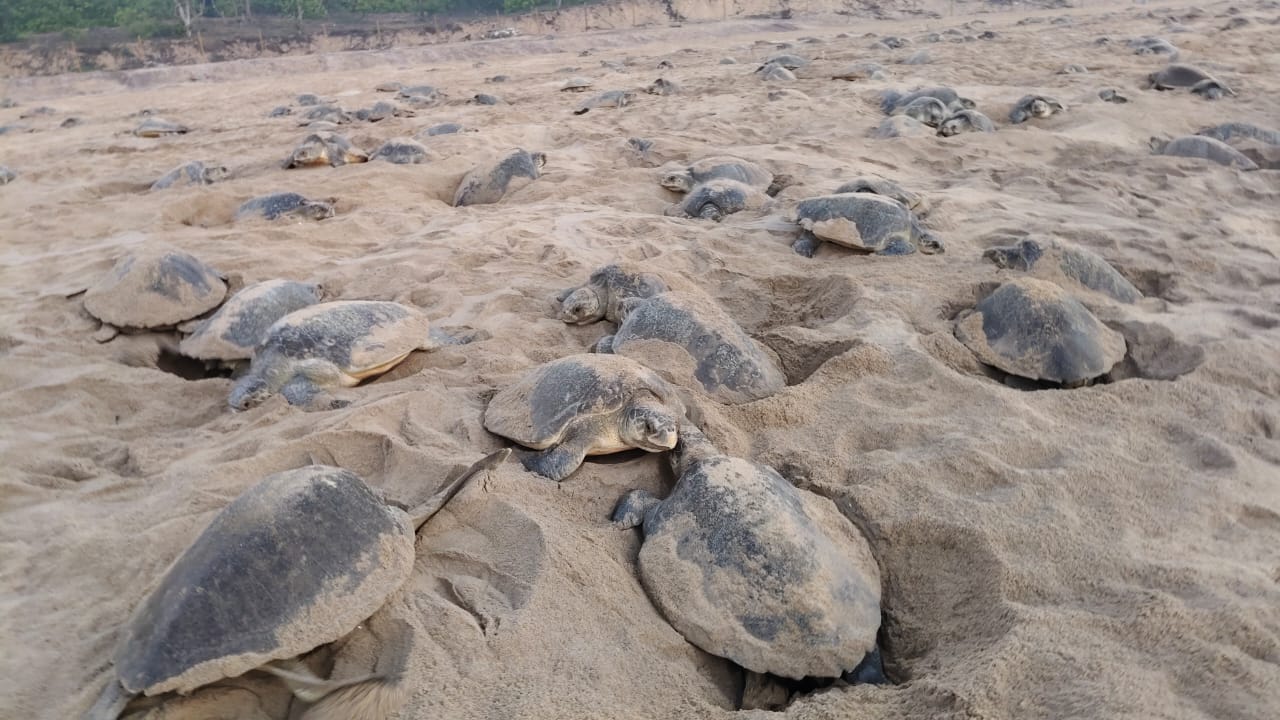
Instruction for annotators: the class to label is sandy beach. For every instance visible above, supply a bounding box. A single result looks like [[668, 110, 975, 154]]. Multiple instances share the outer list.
[[1, 0, 1278, 718]]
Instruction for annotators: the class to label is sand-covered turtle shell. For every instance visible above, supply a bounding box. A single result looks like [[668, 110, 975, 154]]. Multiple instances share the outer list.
[[178, 279, 324, 361], [150, 161, 228, 191], [834, 177, 927, 214], [483, 354, 680, 449], [664, 179, 770, 221], [256, 301, 431, 377], [235, 193, 335, 221], [983, 237, 1141, 304], [574, 90, 635, 114], [633, 446, 881, 679], [1197, 122, 1280, 146], [1153, 136, 1258, 170], [661, 156, 773, 194], [954, 277, 1126, 385], [370, 139, 429, 165], [453, 148, 545, 206], [114, 465, 414, 696], [793, 192, 942, 256], [285, 133, 368, 168], [134, 119, 189, 137], [880, 86, 967, 114], [83, 248, 227, 329], [938, 109, 996, 136], [832, 62, 886, 81], [597, 291, 785, 404], [1148, 63, 1214, 89]]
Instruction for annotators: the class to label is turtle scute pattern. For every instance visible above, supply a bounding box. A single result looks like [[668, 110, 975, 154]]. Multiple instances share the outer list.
[[593, 291, 786, 405], [954, 277, 1126, 387], [483, 354, 685, 482], [83, 248, 227, 331], [792, 192, 944, 257], [228, 300, 434, 410], [178, 279, 324, 362], [611, 423, 882, 682]]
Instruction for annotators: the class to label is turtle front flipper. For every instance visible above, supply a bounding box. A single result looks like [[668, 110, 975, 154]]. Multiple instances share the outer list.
[[843, 644, 888, 685], [592, 335, 618, 353], [83, 678, 133, 720], [611, 489, 661, 529], [515, 436, 591, 482], [791, 233, 822, 257], [281, 376, 348, 410]]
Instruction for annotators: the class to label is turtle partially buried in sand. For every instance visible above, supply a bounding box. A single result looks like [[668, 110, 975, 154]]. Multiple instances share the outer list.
[[150, 161, 229, 191], [453, 148, 546, 206], [133, 118, 189, 137], [1009, 94, 1065, 124], [235, 192, 336, 222], [483, 354, 686, 481], [660, 156, 774, 195], [983, 237, 1141, 304], [1146, 64, 1234, 99], [612, 423, 884, 710], [86, 451, 509, 720], [663, 178, 772, 221], [954, 277, 1126, 387], [178, 279, 324, 364], [790, 193, 944, 257], [938, 109, 996, 136], [557, 263, 670, 325], [1150, 135, 1258, 170], [228, 300, 454, 410], [82, 247, 228, 342], [574, 90, 635, 114], [284, 133, 369, 168], [592, 291, 786, 404]]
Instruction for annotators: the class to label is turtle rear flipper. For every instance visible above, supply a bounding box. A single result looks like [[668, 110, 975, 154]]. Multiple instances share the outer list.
[[791, 234, 822, 257], [611, 489, 660, 529]]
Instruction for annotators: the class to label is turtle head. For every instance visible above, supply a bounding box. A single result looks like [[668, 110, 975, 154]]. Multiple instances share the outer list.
[[622, 400, 679, 453], [1029, 98, 1052, 117], [918, 232, 945, 255], [297, 200, 336, 221], [660, 170, 694, 193], [228, 373, 273, 411], [667, 420, 719, 476], [202, 165, 230, 183], [983, 238, 1041, 270], [937, 116, 963, 137], [559, 286, 605, 324]]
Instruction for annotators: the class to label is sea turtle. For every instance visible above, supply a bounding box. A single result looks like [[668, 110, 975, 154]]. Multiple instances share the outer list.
[[1146, 64, 1230, 94], [757, 64, 796, 82], [150, 161, 229, 191], [452, 148, 546, 206], [832, 62, 887, 81], [354, 100, 406, 122], [938, 109, 997, 136], [983, 237, 1141, 304], [557, 263, 670, 325], [897, 96, 948, 127], [646, 78, 680, 96], [296, 93, 323, 106], [574, 90, 635, 115], [791, 193, 943, 257], [1009, 94, 1065, 124], [398, 85, 442, 102], [660, 156, 773, 195], [85, 451, 508, 720], [761, 53, 809, 69], [1197, 122, 1280, 146], [228, 300, 444, 410], [82, 248, 227, 340], [1150, 135, 1258, 170], [300, 105, 352, 125], [593, 292, 786, 404], [560, 77, 594, 92], [870, 115, 930, 139], [134, 119, 189, 137], [1189, 78, 1234, 100], [1098, 88, 1129, 104], [235, 193, 336, 222], [880, 87, 973, 114], [284, 133, 368, 168], [663, 179, 772, 221], [954, 277, 1126, 387], [902, 50, 931, 65], [268, 106, 292, 117], [370, 139, 430, 164], [420, 122, 466, 137], [877, 35, 910, 49], [482, 353, 685, 482], [178, 279, 325, 363], [1130, 36, 1178, 56], [611, 422, 884, 710], [834, 177, 927, 214], [0, 166, 15, 185], [471, 93, 501, 105]]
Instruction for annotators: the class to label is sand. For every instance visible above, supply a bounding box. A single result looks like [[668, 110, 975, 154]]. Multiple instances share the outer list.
[[1, 0, 1279, 718]]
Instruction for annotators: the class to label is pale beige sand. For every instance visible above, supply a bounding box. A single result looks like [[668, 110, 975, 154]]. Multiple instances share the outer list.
[[2, 0, 1280, 718]]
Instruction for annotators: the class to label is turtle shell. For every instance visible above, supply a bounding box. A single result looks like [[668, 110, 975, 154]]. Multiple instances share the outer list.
[[83, 248, 227, 329], [954, 277, 1126, 384], [453, 148, 544, 206], [684, 157, 773, 191], [114, 465, 414, 696], [178, 279, 323, 361], [483, 353, 680, 449], [256, 301, 431, 377], [637, 455, 881, 679], [794, 193, 919, 252]]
